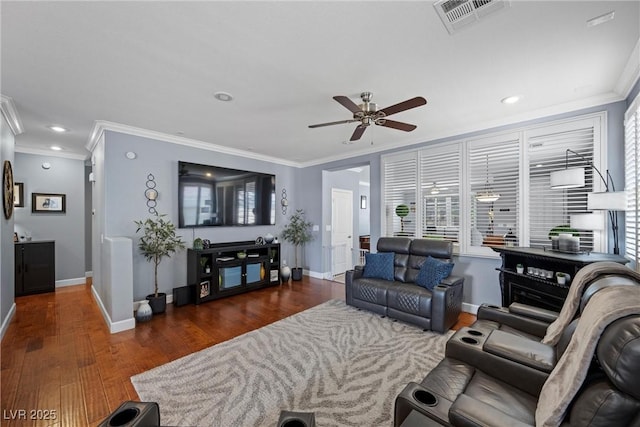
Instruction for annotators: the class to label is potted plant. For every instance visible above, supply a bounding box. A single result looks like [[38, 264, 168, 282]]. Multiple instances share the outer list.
[[135, 213, 186, 314], [281, 209, 314, 281], [556, 272, 568, 285], [516, 263, 524, 274]]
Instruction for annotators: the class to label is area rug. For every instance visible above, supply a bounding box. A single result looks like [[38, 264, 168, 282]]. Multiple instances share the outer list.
[[131, 299, 452, 427]]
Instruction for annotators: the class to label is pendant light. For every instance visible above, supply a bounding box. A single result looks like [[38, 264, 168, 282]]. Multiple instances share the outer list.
[[476, 154, 500, 203]]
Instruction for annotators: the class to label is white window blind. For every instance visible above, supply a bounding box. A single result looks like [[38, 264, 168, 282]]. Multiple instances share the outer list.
[[467, 136, 519, 254], [419, 145, 460, 242], [382, 153, 418, 237], [625, 95, 640, 270], [528, 122, 596, 250]]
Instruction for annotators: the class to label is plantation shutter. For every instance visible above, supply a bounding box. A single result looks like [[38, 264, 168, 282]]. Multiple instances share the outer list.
[[467, 135, 519, 255], [527, 119, 597, 251], [625, 95, 640, 270], [382, 152, 418, 238], [419, 145, 460, 242]]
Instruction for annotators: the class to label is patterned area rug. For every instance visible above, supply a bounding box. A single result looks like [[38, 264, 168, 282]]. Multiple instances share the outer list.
[[131, 299, 452, 427]]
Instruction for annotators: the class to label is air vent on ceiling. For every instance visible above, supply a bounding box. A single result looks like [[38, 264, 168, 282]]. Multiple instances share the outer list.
[[434, 0, 510, 34]]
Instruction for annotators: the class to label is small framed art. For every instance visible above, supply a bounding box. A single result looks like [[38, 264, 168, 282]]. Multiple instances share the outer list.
[[14, 182, 24, 207], [32, 193, 66, 213]]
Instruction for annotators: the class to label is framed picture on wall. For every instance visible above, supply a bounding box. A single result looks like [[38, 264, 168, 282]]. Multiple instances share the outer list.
[[14, 182, 24, 207], [32, 192, 66, 213]]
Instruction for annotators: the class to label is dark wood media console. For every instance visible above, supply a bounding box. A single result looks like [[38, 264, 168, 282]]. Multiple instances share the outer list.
[[492, 247, 628, 311], [187, 240, 281, 304]]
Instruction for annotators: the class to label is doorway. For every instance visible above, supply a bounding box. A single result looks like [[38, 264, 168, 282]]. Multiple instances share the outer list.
[[331, 188, 353, 277]]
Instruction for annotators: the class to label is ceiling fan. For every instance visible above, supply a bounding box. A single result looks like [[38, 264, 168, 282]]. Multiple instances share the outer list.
[[309, 92, 427, 141]]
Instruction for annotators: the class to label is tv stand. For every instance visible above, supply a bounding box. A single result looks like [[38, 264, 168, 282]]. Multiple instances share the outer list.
[[187, 240, 281, 304]]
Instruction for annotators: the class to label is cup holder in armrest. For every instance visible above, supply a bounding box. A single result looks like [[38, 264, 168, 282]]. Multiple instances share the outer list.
[[460, 336, 478, 345], [486, 305, 501, 309], [413, 390, 438, 407], [466, 329, 483, 337]]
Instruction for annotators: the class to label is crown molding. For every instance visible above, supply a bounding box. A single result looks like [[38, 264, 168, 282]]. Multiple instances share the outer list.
[[15, 145, 88, 161], [86, 120, 300, 168], [616, 37, 640, 98], [0, 95, 24, 135]]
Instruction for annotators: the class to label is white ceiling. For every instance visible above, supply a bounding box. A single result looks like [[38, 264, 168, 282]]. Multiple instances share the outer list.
[[2, 1, 639, 166]]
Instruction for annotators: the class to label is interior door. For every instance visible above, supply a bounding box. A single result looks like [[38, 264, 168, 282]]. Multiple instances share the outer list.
[[331, 188, 353, 276]]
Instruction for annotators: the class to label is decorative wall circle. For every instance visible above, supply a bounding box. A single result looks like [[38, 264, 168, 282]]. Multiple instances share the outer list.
[[281, 188, 288, 215], [3, 160, 14, 219], [145, 173, 158, 214]]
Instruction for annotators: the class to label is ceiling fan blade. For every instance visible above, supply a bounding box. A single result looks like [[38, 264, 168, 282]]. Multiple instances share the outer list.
[[350, 125, 367, 141], [333, 95, 362, 114], [378, 119, 417, 132], [378, 96, 427, 117], [309, 119, 358, 128]]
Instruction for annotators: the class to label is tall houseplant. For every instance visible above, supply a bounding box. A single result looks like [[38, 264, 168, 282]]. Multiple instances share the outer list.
[[135, 213, 186, 313], [281, 209, 314, 281]]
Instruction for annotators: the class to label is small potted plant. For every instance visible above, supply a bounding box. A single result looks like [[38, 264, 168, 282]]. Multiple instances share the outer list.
[[516, 263, 524, 274], [556, 272, 568, 285], [281, 209, 314, 281], [135, 213, 186, 314]]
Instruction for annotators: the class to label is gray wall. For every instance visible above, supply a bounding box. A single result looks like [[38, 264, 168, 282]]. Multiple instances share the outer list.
[[13, 153, 86, 283], [98, 131, 298, 300], [1, 114, 15, 335], [85, 164, 92, 273], [301, 101, 628, 306]]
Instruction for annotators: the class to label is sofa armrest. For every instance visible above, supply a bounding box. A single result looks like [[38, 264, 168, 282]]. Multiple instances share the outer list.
[[477, 304, 551, 338], [449, 394, 533, 427], [508, 303, 559, 324], [345, 268, 363, 305], [431, 275, 464, 333]]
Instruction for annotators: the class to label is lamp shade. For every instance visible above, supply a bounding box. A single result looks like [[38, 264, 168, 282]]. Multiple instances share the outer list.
[[587, 191, 627, 211], [570, 212, 605, 230], [550, 167, 585, 189]]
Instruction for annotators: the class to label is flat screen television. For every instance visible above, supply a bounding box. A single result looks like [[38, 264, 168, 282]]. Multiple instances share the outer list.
[[178, 161, 276, 228]]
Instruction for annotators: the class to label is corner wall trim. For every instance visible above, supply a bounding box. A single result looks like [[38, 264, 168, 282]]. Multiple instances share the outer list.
[[91, 285, 135, 334], [462, 302, 480, 315], [0, 303, 17, 341]]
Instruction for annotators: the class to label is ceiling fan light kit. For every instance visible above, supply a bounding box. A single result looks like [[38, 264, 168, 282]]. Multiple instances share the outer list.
[[309, 92, 427, 141]]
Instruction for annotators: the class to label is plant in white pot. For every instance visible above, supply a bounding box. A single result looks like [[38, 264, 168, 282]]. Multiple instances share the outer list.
[[135, 213, 186, 314], [281, 209, 314, 281]]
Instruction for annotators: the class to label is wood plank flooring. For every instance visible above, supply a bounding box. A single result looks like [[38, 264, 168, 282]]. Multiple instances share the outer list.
[[1, 277, 474, 426]]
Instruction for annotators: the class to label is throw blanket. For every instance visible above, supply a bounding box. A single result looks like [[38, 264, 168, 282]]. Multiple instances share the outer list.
[[542, 262, 640, 345], [535, 285, 640, 427]]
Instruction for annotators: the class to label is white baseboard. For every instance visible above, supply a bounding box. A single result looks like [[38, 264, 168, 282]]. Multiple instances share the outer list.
[[55, 277, 86, 288], [462, 302, 480, 315], [0, 303, 16, 341], [85, 271, 93, 278], [306, 270, 324, 279], [91, 285, 135, 334]]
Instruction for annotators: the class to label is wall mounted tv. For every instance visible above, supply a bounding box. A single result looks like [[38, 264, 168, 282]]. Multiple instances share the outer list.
[[178, 161, 276, 228]]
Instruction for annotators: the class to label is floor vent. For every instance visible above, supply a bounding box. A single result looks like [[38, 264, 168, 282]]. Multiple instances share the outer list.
[[434, 0, 510, 34]]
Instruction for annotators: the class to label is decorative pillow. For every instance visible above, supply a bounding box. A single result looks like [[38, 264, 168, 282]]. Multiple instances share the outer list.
[[416, 256, 454, 290], [363, 252, 395, 281]]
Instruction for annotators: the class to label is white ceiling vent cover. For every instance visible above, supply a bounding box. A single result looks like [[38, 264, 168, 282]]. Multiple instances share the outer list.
[[434, 0, 510, 34]]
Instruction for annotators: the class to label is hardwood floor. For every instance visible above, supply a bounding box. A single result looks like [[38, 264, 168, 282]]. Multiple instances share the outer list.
[[1, 277, 474, 426]]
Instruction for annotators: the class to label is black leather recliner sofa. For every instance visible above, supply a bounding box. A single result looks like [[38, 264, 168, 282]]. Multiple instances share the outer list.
[[345, 237, 464, 333]]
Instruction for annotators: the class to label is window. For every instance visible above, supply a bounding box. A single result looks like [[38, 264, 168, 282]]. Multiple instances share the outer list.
[[381, 113, 605, 256], [625, 94, 640, 270], [466, 134, 519, 256], [526, 118, 600, 251]]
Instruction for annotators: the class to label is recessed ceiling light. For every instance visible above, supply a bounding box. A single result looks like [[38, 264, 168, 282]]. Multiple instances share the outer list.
[[501, 96, 520, 105], [213, 91, 233, 102], [48, 125, 68, 132], [50, 145, 62, 151], [587, 11, 614, 27]]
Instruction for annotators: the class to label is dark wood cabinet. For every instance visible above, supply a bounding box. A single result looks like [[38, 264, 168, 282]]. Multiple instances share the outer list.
[[187, 241, 280, 304], [493, 247, 628, 311], [15, 241, 55, 296]]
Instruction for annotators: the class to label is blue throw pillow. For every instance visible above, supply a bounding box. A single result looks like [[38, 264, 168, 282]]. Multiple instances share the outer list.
[[416, 256, 454, 290], [363, 252, 395, 280]]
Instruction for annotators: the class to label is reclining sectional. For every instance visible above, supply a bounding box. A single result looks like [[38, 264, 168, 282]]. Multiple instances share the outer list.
[[394, 262, 640, 427], [345, 237, 464, 333]]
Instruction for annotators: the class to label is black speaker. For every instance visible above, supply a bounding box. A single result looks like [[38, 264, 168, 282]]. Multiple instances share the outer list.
[[277, 410, 316, 427], [173, 285, 195, 307], [98, 401, 160, 427]]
